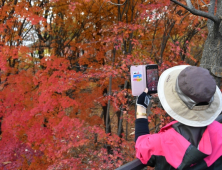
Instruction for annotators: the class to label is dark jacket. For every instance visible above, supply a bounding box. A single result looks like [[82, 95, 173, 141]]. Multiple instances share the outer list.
[[135, 119, 222, 170]]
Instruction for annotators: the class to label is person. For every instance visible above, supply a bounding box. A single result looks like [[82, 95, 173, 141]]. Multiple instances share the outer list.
[[135, 65, 222, 170]]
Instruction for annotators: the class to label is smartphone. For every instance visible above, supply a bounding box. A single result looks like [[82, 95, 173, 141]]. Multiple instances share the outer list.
[[146, 64, 158, 94]]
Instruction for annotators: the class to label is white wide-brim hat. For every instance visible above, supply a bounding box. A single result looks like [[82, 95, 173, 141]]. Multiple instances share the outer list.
[[158, 65, 222, 127]]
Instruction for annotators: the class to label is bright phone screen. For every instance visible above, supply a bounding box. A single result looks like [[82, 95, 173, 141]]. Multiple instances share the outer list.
[[146, 69, 158, 92]]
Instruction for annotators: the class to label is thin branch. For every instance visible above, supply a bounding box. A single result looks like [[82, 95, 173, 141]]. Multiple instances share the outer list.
[[208, 0, 215, 15], [200, 0, 208, 6], [179, 11, 190, 24], [170, 0, 220, 23], [107, 0, 127, 6]]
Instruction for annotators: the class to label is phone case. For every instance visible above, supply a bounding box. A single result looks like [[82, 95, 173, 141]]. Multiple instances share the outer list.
[[130, 65, 146, 96]]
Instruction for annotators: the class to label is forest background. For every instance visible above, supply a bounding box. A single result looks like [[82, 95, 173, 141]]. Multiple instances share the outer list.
[[0, 0, 221, 169]]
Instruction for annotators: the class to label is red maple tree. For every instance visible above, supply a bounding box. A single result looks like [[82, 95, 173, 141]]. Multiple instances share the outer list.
[[0, 0, 209, 169]]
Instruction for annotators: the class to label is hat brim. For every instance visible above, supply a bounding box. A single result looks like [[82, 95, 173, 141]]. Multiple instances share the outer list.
[[158, 65, 222, 127]]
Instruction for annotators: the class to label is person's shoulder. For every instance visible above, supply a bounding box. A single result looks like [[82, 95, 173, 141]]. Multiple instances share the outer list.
[[210, 120, 222, 127], [158, 121, 178, 133], [208, 121, 222, 134]]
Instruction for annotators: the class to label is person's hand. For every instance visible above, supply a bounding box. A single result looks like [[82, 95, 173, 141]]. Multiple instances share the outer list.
[[136, 88, 149, 108], [136, 88, 149, 119], [144, 88, 148, 93]]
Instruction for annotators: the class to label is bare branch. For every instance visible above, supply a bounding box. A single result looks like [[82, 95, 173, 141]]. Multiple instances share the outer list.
[[207, 0, 216, 31], [170, 0, 220, 23], [107, 0, 127, 6], [171, 0, 192, 11], [208, 0, 215, 15], [200, 0, 208, 7]]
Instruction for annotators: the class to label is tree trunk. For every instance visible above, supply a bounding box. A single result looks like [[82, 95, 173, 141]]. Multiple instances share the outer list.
[[0, 117, 2, 135], [102, 105, 111, 133], [200, 17, 222, 87], [106, 48, 116, 134], [117, 80, 128, 138], [171, 0, 222, 87]]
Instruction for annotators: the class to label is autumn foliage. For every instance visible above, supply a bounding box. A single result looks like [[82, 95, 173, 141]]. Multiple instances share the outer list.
[[0, 0, 209, 169]]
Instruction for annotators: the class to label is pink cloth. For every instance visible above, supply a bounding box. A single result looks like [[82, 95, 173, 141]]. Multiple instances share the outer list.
[[135, 121, 222, 168], [202, 121, 222, 167]]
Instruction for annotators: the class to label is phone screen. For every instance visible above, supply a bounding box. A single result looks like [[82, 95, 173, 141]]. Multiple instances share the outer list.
[[146, 65, 158, 93]]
